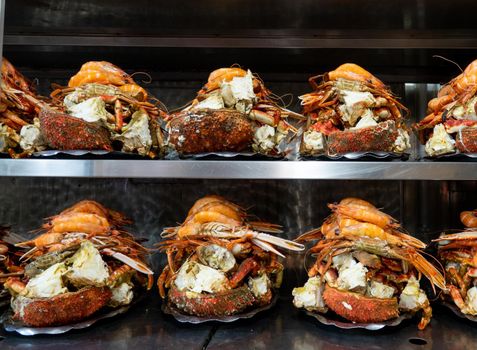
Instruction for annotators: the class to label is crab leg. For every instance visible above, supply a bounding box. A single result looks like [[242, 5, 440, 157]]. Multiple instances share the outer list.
[[435, 231, 477, 242], [102, 248, 153, 275], [251, 238, 285, 258], [253, 232, 305, 252], [248, 221, 283, 234]]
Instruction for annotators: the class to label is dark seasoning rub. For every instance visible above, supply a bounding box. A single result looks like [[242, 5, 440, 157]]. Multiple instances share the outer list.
[[168, 109, 253, 153], [39, 109, 112, 151]]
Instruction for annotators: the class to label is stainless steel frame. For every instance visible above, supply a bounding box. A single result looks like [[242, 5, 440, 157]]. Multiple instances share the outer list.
[[0, 0, 4, 67], [0, 159, 476, 180], [2, 1, 477, 349], [5, 30, 477, 49]]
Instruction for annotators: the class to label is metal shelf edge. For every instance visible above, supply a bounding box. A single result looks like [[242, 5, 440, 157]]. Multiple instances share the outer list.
[[5, 34, 477, 49], [0, 159, 474, 179]]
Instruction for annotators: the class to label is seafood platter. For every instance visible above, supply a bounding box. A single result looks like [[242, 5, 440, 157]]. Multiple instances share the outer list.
[[0, 200, 153, 335], [293, 197, 445, 329], [2, 59, 167, 158], [434, 208, 477, 320], [3, 193, 477, 340], [158, 195, 304, 322], [414, 59, 477, 159], [299, 64, 411, 160], [4, 56, 477, 160], [163, 67, 304, 159], [4, 0, 477, 348]]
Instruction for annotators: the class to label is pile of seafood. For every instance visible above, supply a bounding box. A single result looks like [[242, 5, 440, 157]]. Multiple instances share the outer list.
[[293, 197, 445, 329], [414, 59, 477, 157], [3, 200, 153, 327], [0, 227, 24, 305], [433, 208, 477, 316], [299, 63, 410, 156], [158, 195, 304, 317], [0, 58, 49, 157], [164, 67, 303, 156], [45, 61, 166, 157]]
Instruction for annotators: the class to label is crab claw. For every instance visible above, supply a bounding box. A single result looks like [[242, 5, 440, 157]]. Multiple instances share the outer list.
[[254, 232, 305, 252], [102, 248, 153, 275], [249, 109, 276, 126], [251, 238, 285, 258]]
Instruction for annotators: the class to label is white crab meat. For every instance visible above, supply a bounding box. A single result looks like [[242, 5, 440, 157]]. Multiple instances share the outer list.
[[248, 274, 271, 298], [450, 96, 477, 119], [425, 124, 456, 156], [332, 253, 367, 292], [220, 70, 256, 113], [195, 92, 225, 110], [220, 83, 236, 108], [336, 259, 368, 293], [63, 90, 82, 109], [393, 128, 411, 153], [113, 110, 152, 156], [367, 280, 395, 299], [253, 125, 276, 152], [109, 282, 134, 307], [67, 96, 113, 123], [340, 90, 376, 107], [462, 287, 477, 315], [0, 124, 20, 152], [351, 109, 378, 129], [339, 90, 377, 126], [303, 130, 325, 152], [174, 261, 229, 294], [24, 262, 68, 298], [66, 240, 109, 288], [398, 276, 428, 311], [292, 276, 327, 312], [20, 122, 46, 152], [197, 244, 236, 272], [332, 253, 355, 270]]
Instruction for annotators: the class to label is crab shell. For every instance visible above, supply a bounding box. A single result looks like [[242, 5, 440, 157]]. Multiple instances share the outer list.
[[323, 284, 399, 323], [327, 120, 400, 155], [167, 109, 253, 154], [11, 286, 112, 327], [168, 284, 272, 317]]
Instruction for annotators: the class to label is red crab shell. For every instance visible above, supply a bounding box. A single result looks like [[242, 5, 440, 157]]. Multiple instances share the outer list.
[[11, 286, 112, 327], [167, 109, 253, 154], [323, 284, 399, 323], [455, 127, 477, 153], [39, 109, 112, 151], [168, 284, 259, 317], [327, 120, 399, 155]]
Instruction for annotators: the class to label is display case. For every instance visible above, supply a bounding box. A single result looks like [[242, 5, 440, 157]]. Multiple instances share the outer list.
[[1, 1, 477, 349]]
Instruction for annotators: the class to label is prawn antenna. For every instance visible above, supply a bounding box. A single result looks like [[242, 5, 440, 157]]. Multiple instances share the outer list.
[[130, 71, 153, 84], [432, 55, 463, 73]]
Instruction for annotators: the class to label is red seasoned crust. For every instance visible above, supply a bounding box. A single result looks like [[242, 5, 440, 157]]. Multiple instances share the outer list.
[[39, 109, 112, 151], [168, 109, 253, 153], [168, 284, 257, 317], [456, 127, 477, 153], [327, 120, 399, 155], [323, 284, 399, 323], [12, 286, 112, 327]]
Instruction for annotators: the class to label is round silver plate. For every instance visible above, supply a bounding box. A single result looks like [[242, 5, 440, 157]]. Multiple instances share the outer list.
[[33, 150, 144, 159], [304, 152, 409, 161], [0, 291, 149, 337], [442, 301, 477, 322], [424, 153, 477, 161], [303, 310, 413, 330]]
